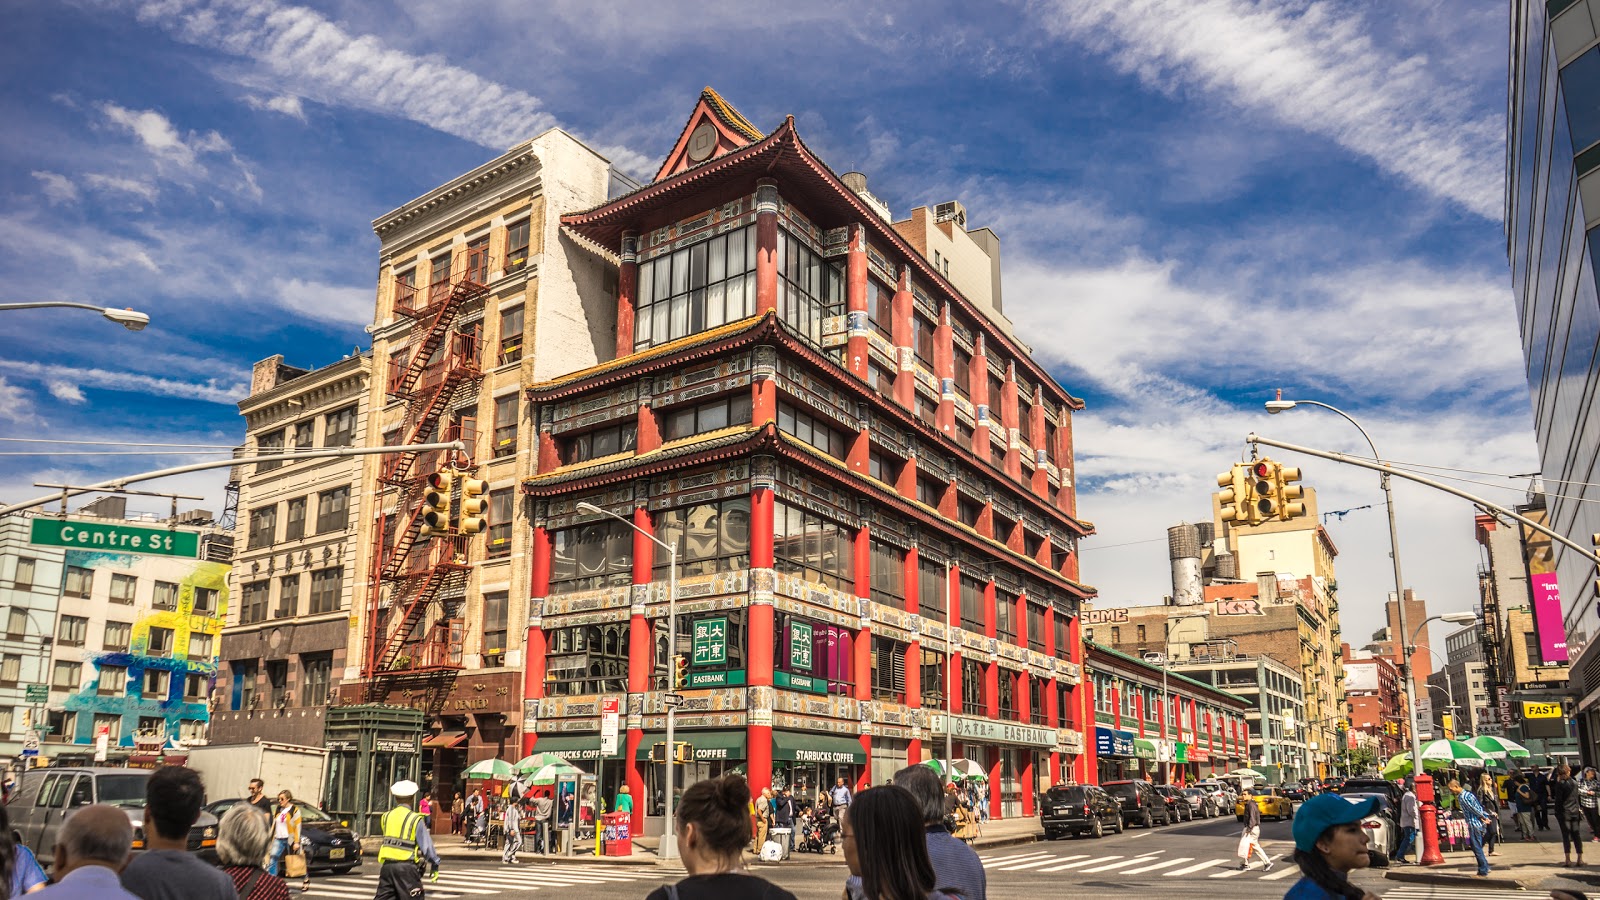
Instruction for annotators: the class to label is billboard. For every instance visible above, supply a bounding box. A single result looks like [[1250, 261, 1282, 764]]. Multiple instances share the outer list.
[[1520, 507, 1569, 664]]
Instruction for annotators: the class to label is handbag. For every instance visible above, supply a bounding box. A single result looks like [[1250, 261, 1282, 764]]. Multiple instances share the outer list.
[[284, 851, 307, 879]]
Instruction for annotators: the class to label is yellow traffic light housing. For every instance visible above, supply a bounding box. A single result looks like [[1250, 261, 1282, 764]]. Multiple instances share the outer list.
[[674, 742, 693, 763], [1278, 465, 1305, 520], [672, 654, 688, 689], [459, 478, 488, 535], [1250, 460, 1277, 522], [1217, 464, 1252, 524], [420, 471, 454, 538]]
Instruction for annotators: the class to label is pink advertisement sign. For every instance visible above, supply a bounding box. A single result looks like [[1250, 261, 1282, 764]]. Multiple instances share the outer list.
[[1530, 571, 1569, 663]]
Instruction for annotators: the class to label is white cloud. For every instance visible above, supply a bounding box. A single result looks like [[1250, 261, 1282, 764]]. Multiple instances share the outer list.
[[273, 278, 374, 326], [31, 171, 80, 206], [243, 92, 307, 121], [0, 377, 37, 426], [0, 360, 246, 405], [1028, 0, 1502, 218], [47, 381, 87, 404], [99, 101, 232, 173], [82, 173, 159, 202]]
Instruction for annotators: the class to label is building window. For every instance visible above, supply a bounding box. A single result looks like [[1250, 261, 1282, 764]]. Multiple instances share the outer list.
[[0, 655, 17, 685], [482, 592, 508, 665], [545, 622, 630, 695], [248, 505, 277, 550], [94, 713, 121, 743], [194, 587, 219, 615], [869, 541, 905, 609], [773, 501, 853, 592], [505, 220, 531, 274], [953, 347, 972, 399], [776, 229, 844, 346], [487, 489, 514, 558], [914, 393, 938, 429], [552, 519, 635, 591], [316, 486, 350, 534], [285, 496, 307, 541], [871, 636, 908, 700], [267, 660, 288, 708], [869, 279, 895, 340], [309, 567, 342, 614], [956, 494, 982, 528], [324, 405, 356, 448], [188, 632, 214, 661], [52, 661, 81, 690], [995, 591, 1016, 645], [57, 615, 88, 647], [147, 626, 174, 658], [772, 612, 851, 693], [12, 557, 35, 590], [104, 621, 131, 652], [1110, 626, 1120, 644], [66, 566, 95, 599], [465, 235, 490, 284], [655, 497, 752, 579], [499, 304, 524, 365], [916, 475, 943, 507], [989, 372, 1005, 410], [185, 673, 209, 702], [240, 581, 270, 625], [634, 224, 756, 350], [233, 661, 257, 711], [777, 402, 848, 460], [868, 451, 898, 485], [869, 363, 895, 399], [998, 672, 1017, 720], [913, 315, 936, 367], [293, 419, 315, 449], [920, 648, 946, 706], [493, 394, 518, 458], [661, 394, 753, 441], [1027, 602, 1047, 653], [918, 558, 948, 620], [277, 574, 299, 618], [3, 608, 25, 640], [256, 429, 285, 473], [301, 653, 332, 706], [959, 575, 986, 632], [568, 422, 637, 464], [142, 669, 171, 699], [98, 665, 127, 696], [961, 657, 985, 715]]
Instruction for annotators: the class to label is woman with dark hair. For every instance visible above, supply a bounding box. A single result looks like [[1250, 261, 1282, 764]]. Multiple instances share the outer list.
[[0, 804, 46, 895], [644, 775, 796, 900], [841, 786, 955, 900], [1284, 793, 1382, 900]]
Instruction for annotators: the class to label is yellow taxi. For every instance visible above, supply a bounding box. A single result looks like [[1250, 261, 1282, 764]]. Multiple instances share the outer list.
[[1234, 787, 1296, 822]]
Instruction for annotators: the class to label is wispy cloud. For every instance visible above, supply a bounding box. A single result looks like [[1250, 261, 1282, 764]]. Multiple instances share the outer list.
[[0, 377, 37, 426], [273, 278, 373, 327], [47, 381, 88, 404], [82, 173, 159, 203], [1027, 0, 1502, 218], [0, 360, 246, 405], [243, 92, 306, 121], [31, 171, 80, 206], [99, 101, 231, 173]]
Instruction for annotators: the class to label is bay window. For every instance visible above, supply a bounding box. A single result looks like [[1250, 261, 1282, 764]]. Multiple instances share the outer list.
[[773, 501, 853, 591], [776, 229, 844, 346], [551, 519, 634, 591], [634, 225, 757, 350]]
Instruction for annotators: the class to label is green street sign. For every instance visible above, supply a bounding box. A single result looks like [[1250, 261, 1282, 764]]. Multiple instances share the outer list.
[[24, 684, 47, 703], [776, 670, 827, 694], [688, 669, 746, 688], [692, 617, 727, 667], [30, 519, 200, 559], [789, 621, 813, 670]]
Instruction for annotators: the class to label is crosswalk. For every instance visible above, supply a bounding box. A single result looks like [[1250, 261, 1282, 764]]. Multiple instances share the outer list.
[[978, 847, 1293, 881], [1384, 889, 1529, 900], [291, 863, 667, 899]]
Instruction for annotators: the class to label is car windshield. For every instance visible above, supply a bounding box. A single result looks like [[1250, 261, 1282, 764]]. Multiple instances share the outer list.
[[1183, 789, 1203, 797], [96, 775, 149, 804], [294, 801, 335, 823], [1103, 784, 1136, 797], [1046, 787, 1086, 802]]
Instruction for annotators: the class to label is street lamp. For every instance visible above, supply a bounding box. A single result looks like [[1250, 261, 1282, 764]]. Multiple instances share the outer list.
[[0, 301, 150, 331], [574, 500, 679, 860]]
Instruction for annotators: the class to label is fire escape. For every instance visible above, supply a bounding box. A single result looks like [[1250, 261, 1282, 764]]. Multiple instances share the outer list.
[[362, 248, 490, 706]]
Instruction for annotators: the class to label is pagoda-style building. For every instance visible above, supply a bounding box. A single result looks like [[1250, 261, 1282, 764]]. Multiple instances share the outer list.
[[522, 89, 1095, 830]]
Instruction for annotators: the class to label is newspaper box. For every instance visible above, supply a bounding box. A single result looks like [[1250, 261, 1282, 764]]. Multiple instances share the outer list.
[[601, 812, 632, 856]]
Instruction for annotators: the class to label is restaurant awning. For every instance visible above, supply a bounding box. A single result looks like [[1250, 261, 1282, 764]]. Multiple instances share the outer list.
[[1132, 738, 1159, 760], [772, 731, 867, 765], [422, 731, 468, 749], [634, 730, 746, 762], [530, 734, 623, 760]]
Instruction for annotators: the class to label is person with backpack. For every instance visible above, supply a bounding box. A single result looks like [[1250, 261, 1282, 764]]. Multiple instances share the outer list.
[[1554, 764, 1586, 866], [840, 786, 959, 900], [1513, 774, 1537, 840], [644, 776, 797, 900]]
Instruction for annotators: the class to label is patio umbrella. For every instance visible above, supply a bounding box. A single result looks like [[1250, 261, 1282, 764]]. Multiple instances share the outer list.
[[1466, 735, 1532, 760], [513, 752, 573, 775], [463, 758, 517, 780], [524, 762, 583, 785], [1379, 739, 1489, 779], [1228, 768, 1265, 778], [922, 758, 989, 782]]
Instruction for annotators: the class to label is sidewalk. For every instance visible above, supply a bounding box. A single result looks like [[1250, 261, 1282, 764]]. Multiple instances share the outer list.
[[1383, 831, 1600, 890]]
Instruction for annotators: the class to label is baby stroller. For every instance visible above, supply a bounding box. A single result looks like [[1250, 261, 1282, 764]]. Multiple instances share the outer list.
[[797, 809, 839, 854]]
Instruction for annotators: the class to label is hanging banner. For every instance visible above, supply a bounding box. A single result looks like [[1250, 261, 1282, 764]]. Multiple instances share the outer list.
[[1521, 507, 1569, 663]]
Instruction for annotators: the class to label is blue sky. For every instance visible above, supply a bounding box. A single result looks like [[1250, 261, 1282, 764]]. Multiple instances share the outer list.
[[0, 0, 1538, 651]]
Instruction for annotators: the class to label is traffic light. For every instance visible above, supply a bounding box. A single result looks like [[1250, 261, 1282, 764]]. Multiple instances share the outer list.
[[420, 471, 453, 538], [459, 478, 488, 535], [1251, 460, 1278, 521], [672, 655, 688, 689], [674, 742, 693, 763], [1217, 464, 1252, 524], [651, 742, 667, 763]]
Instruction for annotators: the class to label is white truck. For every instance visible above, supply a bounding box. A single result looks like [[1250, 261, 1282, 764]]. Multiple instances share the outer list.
[[185, 740, 329, 805]]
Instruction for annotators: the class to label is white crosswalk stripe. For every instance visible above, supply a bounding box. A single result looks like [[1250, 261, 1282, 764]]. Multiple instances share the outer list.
[[1079, 855, 1160, 873], [978, 850, 1055, 864], [1261, 864, 1298, 880], [993, 855, 1088, 872], [295, 864, 662, 899], [1165, 858, 1233, 876], [1120, 857, 1192, 874], [1383, 889, 1528, 900]]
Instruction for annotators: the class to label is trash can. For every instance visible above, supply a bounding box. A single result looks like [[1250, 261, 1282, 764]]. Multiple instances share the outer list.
[[601, 812, 632, 856]]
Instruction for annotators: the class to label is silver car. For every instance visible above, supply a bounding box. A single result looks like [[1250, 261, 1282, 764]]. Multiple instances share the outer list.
[[1339, 792, 1396, 866]]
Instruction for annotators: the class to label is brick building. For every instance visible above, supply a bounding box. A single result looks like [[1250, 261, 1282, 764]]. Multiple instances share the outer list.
[[1342, 647, 1404, 758]]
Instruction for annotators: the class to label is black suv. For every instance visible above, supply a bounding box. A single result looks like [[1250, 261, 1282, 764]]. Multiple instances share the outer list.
[[1040, 784, 1124, 839], [1153, 784, 1193, 822], [1336, 778, 1403, 805], [204, 799, 363, 875], [1102, 779, 1170, 827]]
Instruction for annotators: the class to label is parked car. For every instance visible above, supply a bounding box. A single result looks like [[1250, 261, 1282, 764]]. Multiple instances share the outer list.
[[1039, 783, 1125, 839], [1281, 785, 1309, 803], [1103, 780, 1171, 827], [1335, 778, 1403, 806], [1181, 787, 1216, 818], [1338, 792, 1397, 866], [1235, 787, 1296, 822], [1153, 785, 1193, 822], [204, 798, 363, 875], [9, 768, 219, 870]]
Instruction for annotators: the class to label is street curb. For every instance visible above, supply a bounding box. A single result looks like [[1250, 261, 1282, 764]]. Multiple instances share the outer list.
[[973, 834, 1040, 851], [1384, 870, 1528, 890]]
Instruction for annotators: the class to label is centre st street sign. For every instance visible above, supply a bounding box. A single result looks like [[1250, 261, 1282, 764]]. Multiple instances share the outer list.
[[29, 519, 200, 559]]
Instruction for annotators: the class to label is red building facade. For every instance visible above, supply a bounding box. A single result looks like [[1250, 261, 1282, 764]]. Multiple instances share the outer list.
[[520, 91, 1095, 830]]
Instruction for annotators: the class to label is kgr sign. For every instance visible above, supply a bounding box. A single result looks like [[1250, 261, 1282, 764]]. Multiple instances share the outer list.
[[1213, 598, 1264, 616], [31, 519, 200, 559]]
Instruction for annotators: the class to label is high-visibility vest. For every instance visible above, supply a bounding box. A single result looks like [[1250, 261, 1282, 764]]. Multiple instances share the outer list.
[[377, 806, 423, 863]]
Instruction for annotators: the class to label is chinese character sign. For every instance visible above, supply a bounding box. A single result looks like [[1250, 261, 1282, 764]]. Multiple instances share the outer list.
[[693, 617, 728, 666], [789, 621, 813, 671]]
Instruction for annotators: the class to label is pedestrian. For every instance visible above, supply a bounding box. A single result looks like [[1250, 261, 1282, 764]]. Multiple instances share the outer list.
[[1582, 768, 1600, 841], [1237, 789, 1274, 872], [840, 785, 957, 900], [216, 804, 292, 900], [375, 780, 441, 899], [1514, 774, 1537, 840], [1554, 764, 1586, 866], [451, 792, 465, 836], [1284, 793, 1382, 900], [267, 790, 302, 883], [120, 766, 238, 900], [616, 785, 635, 816], [752, 787, 772, 851], [1478, 772, 1503, 855], [1393, 779, 1418, 864], [420, 792, 433, 817], [644, 775, 798, 900], [832, 777, 853, 815], [532, 791, 553, 855], [32, 805, 142, 900], [1535, 769, 1552, 831], [773, 788, 795, 856], [246, 778, 274, 817], [891, 764, 986, 900], [1448, 777, 1493, 878], [500, 790, 523, 865]]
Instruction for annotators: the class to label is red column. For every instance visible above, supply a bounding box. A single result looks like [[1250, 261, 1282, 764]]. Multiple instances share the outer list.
[[521, 524, 552, 756], [636, 399, 661, 454], [987, 748, 1002, 820], [1030, 387, 1050, 497], [755, 180, 779, 316], [1135, 692, 1145, 738], [748, 482, 776, 796], [753, 361, 777, 427], [1001, 363, 1021, 480], [625, 507, 654, 829], [1057, 406, 1077, 517], [971, 335, 991, 464], [1080, 674, 1097, 785], [845, 223, 869, 380], [1022, 751, 1036, 817], [904, 545, 922, 764], [536, 429, 560, 474], [615, 231, 639, 359], [933, 305, 954, 434], [891, 267, 914, 410], [853, 525, 872, 705], [983, 582, 998, 721]]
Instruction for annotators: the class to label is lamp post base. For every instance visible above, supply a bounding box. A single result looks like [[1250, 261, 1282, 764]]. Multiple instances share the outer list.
[[658, 832, 679, 860], [1417, 773, 1445, 866]]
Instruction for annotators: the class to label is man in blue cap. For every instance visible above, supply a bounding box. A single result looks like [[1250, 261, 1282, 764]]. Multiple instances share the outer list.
[[1285, 793, 1382, 900]]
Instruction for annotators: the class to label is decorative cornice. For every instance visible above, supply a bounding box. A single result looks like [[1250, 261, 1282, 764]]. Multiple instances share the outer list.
[[372, 148, 540, 240]]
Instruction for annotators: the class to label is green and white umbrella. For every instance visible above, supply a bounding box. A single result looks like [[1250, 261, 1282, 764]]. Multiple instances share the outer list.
[[463, 758, 517, 780], [1379, 739, 1489, 779], [1228, 768, 1265, 778], [513, 752, 573, 775], [525, 762, 583, 785], [1466, 735, 1531, 760], [922, 758, 988, 782]]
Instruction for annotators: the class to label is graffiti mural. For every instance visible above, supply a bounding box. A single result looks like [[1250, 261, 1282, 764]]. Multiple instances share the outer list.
[[58, 549, 229, 747]]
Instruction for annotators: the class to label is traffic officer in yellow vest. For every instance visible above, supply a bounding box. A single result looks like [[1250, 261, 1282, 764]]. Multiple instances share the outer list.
[[375, 779, 442, 899]]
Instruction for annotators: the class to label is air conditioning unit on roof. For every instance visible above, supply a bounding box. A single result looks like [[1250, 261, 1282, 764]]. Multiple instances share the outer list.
[[934, 201, 966, 228]]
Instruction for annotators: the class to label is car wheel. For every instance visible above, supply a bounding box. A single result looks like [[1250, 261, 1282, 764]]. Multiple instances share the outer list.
[[1092, 817, 1104, 839], [1114, 814, 1125, 834]]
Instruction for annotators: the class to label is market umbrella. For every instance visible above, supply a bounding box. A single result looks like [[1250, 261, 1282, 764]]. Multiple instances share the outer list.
[[1466, 735, 1532, 760], [1379, 739, 1490, 779], [463, 758, 517, 780], [524, 762, 583, 785], [922, 758, 989, 782], [513, 752, 573, 775], [1228, 768, 1265, 778]]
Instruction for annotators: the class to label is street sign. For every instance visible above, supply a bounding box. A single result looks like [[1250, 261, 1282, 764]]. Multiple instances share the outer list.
[[29, 518, 200, 559], [687, 669, 746, 688], [664, 692, 684, 707], [20, 733, 39, 758], [24, 684, 47, 703], [1523, 701, 1563, 719], [692, 617, 728, 667], [600, 697, 620, 755]]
